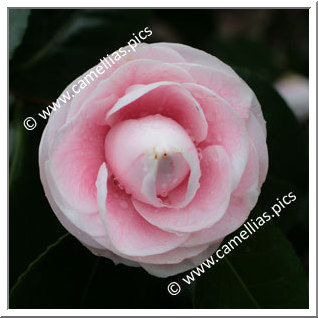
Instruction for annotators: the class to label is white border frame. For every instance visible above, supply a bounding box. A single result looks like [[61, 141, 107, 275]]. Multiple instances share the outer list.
[[3, 1, 316, 316]]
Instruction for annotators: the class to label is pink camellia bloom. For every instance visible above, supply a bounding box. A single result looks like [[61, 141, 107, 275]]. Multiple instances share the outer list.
[[39, 42, 268, 277]]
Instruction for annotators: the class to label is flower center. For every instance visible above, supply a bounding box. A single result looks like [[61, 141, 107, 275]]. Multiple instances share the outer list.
[[104, 114, 198, 206]]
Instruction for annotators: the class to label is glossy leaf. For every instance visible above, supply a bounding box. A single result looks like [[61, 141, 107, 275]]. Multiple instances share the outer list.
[[238, 69, 308, 191], [10, 235, 193, 309], [9, 9, 30, 59], [194, 222, 308, 309]]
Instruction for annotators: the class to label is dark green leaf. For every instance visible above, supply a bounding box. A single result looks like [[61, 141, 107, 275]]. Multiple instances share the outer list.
[[257, 176, 309, 274], [9, 9, 30, 59], [10, 9, 151, 99], [238, 69, 308, 192], [10, 233, 69, 298], [193, 70, 308, 308], [9, 9, 152, 290], [9, 99, 65, 289], [194, 222, 308, 309], [209, 38, 277, 81], [237, 70, 309, 271], [10, 235, 193, 309]]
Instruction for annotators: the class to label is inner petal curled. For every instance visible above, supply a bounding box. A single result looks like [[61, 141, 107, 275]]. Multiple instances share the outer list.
[[104, 114, 201, 208]]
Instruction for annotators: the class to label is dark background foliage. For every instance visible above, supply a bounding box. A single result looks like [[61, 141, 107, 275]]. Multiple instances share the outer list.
[[9, 8, 309, 309]]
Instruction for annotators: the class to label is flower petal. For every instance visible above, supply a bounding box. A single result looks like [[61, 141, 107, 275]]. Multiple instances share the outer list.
[[43, 161, 109, 248], [48, 113, 108, 213], [67, 59, 193, 121], [176, 63, 254, 120], [140, 241, 222, 278], [155, 42, 236, 74], [184, 83, 249, 190], [247, 113, 268, 186], [95, 164, 189, 257], [183, 140, 260, 247], [130, 43, 186, 63], [129, 243, 210, 265]]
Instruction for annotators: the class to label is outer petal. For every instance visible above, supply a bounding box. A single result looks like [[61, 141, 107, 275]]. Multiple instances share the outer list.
[[42, 161, 109, 248], [176, 63, 254, 120], [155, 42, 237, 75], [129, 43, 186, 63], [133, 145, 232, 233], [247, 112, 269, 186], [251, 95, 267, 137], [39, 74, 85, 163], [39, 111, 109, 249], [47, 113, 108, 213], [84, 244, 141, 268], [128, 243, 210, 265], [140, 241, 222, 278]]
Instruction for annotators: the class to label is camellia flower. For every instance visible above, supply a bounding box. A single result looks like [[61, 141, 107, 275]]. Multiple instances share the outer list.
[[39, 42, 268, 277]]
